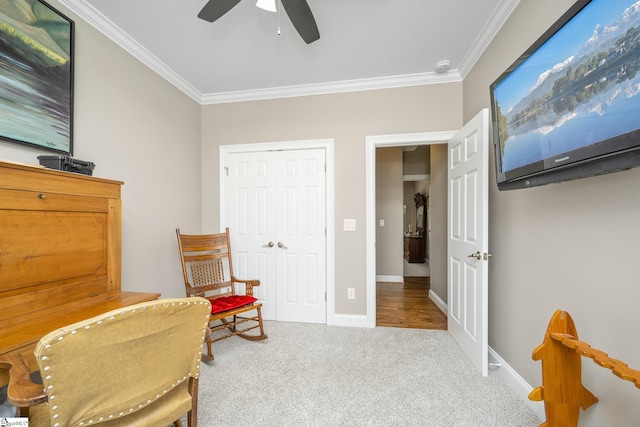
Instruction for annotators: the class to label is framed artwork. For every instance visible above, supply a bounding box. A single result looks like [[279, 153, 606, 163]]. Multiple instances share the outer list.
[[0, 0, 74, 155]]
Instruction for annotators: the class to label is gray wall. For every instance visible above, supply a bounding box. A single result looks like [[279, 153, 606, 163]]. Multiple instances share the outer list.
[[376, 147, 404, 279], [429, 144, 448, 302], [0, 1, 203, 300], [464, 0, 640, 425], [201, 84, 463, 315], [403, 145, 430, 175]]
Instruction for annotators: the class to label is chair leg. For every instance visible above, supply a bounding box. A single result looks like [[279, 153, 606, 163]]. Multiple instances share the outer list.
[[201, 326, 214, 362], [257, 306, 266, 337], [202, 337, 214, 362], [188, 377, 199, 427]]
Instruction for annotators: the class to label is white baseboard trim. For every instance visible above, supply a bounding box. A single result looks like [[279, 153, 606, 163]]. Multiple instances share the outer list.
[[428, 289, 447, 315], [488, 347, 545, 421], [376, 275, 404, 283], [426, 290, 543, 421], [331, 314, 370, 328]]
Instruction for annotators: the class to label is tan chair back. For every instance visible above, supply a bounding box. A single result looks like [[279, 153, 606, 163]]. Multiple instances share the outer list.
[[33, 297, 210, 426]]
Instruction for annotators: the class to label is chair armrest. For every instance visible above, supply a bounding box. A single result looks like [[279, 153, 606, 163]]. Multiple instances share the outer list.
[[0, 353, 47, 407], [185, 283, 207, 298], [230, 276, 261, 296]]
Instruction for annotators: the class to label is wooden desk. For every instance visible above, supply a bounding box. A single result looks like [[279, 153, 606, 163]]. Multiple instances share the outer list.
[[0, 160, 160, 385]]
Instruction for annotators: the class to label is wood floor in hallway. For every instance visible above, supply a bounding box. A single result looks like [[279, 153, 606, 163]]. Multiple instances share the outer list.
[[376, 276, 447, 330]]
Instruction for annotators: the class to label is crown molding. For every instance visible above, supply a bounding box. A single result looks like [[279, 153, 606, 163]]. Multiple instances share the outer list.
[[57, 0, 519, 105], [56, 0, 202, 102], [200, 72, 462, 104], [458, 0, 522, 78]]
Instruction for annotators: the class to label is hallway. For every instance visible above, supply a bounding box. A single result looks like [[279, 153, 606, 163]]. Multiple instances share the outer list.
[[376, 276, 447, 330]]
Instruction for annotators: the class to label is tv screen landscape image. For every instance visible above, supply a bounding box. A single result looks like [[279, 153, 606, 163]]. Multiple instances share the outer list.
[[490, 0, 640, 190]]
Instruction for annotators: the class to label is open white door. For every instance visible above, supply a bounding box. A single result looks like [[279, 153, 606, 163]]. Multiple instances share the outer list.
[[447, 108, 490, 376]]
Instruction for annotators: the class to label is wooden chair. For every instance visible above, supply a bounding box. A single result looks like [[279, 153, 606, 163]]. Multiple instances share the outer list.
[[176, 228, 267, 361], [0, 297, 211, 427]]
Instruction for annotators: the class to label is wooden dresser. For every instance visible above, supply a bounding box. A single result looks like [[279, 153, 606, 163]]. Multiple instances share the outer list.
[[404, 235, 425, 263], [0, 160, 159, 383]]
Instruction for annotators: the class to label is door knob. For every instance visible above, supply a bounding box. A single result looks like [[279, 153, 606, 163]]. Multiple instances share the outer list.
[[263, 241, 274, 248], [468, 251, 482, 260], [277, 242, 287, 249]]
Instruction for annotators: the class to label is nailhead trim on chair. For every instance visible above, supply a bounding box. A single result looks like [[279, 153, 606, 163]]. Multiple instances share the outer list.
[[37, 299, 211, 426]]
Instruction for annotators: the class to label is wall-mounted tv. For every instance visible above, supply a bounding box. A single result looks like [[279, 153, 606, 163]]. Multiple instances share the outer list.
[[490, 0, 640, 190]]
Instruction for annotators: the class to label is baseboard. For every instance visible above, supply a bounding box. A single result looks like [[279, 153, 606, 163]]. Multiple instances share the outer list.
[[488, 347, 545, 421], [427, 290, 543, 421], [331, 314, 370, 328], [376, 275, 404, 283], [428, 289, 447, 315]]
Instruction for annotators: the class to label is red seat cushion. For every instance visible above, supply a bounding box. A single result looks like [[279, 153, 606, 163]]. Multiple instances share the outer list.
[[208, 295, 258, 314]]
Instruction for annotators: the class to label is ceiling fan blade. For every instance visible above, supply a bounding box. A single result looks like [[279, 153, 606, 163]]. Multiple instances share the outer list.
[[280, 0, 320, 44], [198, 0, 242, 22]]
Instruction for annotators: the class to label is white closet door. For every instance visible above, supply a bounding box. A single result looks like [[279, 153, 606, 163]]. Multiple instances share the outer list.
[[226, 148, 326, 323], [226, 151, 277, 318], [274, 149, 326, 323]]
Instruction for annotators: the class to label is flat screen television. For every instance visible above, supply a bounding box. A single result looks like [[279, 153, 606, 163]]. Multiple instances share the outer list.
[[490, 0, 640, 190]]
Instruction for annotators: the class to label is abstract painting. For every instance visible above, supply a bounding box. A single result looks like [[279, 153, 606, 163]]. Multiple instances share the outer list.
[[0, 0, 74, 154]]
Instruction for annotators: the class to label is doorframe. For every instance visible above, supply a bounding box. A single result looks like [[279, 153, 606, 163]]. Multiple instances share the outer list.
[[219, 139, 336, 324], [365, 131, 456, 328]]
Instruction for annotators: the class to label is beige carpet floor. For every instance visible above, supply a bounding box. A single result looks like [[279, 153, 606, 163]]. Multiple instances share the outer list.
[[189, 320, 541, 426]]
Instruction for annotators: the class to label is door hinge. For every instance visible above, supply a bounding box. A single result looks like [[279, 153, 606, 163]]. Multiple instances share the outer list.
[[325, 291, 327, 301]]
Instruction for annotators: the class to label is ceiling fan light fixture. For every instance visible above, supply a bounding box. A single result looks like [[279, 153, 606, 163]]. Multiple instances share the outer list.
[[256, 0, 277, 12]]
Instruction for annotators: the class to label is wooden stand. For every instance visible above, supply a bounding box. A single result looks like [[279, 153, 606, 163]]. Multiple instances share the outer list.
[[530, 310, 640, 426]]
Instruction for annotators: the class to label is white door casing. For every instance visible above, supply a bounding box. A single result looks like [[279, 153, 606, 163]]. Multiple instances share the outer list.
[[447, 108, 490, 377], [222, 143, 330, 324]]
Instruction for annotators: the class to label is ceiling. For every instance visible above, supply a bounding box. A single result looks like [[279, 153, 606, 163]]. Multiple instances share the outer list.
[[57, 0, 521, 104]]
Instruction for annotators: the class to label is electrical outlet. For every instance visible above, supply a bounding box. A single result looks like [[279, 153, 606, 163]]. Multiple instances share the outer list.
[[347, 288, 355, 299], [343, 219, 356, 231]]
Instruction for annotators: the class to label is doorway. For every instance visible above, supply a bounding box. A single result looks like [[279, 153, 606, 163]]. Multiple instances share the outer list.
[[365, 131, 456, 328], [373, 142, 448, 329]]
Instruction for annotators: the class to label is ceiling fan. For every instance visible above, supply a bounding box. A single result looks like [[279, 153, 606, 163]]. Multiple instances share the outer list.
[[198, 0, 320, 44]]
